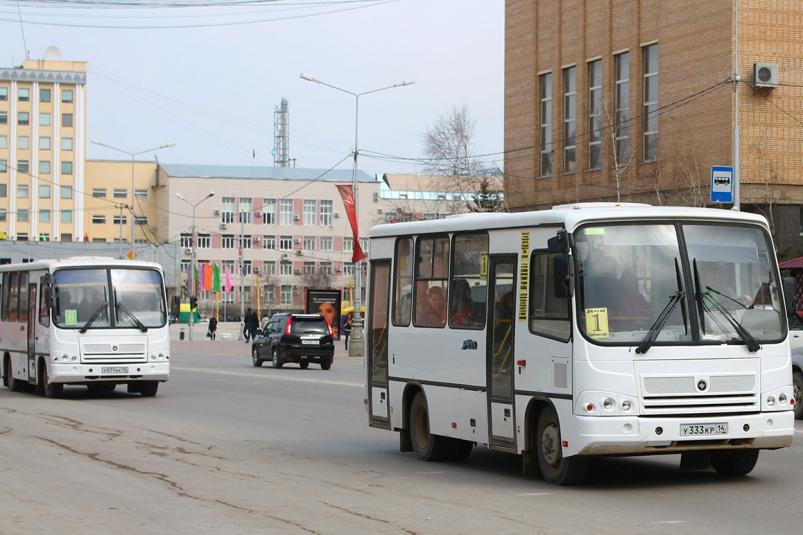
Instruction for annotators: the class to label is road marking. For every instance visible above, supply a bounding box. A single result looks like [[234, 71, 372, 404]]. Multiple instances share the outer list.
[[516, 492, 553, 497], [172, 366, 363, 388], [652, 521, 686, 525]]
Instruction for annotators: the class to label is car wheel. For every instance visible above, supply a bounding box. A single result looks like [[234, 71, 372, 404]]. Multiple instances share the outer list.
[[320, 358, 332, 370], [709, 450, 759, 477], [272, 348, 283, 369], [409, 392, 450, 461], [299, 361, 309, 370], [252, 347, 262, 367], [535, 406, 588, 485], [139, 381, 159, 397], [793, 370, 803, 420]]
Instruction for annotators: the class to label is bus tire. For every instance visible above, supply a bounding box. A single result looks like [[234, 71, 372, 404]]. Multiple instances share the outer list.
[[41, 365, 63, 398], [139, 381, 159, 397], [272, 349, 283, 369], [6, 356, 21, 392], [409, 392, 449, 462], [448, 438, 473, 462], [793, 370, 802, 420], [252, 348, 262, 367], [535, 406, 588, 485], [709, 449, 759, 477]]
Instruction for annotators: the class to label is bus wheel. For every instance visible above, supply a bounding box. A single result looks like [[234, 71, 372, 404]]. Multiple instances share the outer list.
[[709, 450, 759, 477], [41, 365, 63, 398], [409, 392, 449, 461], [793, 370, 802, 420], [139, 381, 159, 397], [6, 357, 21, 392], [535, 406, 588, 485], [252, 348, 262, 367], [272, 349, 283, 369]]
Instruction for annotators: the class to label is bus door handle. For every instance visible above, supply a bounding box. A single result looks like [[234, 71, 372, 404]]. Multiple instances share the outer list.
[[461, 340, 478, 351]]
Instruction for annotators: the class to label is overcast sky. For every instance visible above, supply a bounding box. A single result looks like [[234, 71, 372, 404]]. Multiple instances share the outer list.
[[0, 0, 503, 176]]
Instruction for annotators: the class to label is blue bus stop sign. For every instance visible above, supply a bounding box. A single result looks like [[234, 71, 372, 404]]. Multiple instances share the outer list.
[[710, 165, 734, 204]]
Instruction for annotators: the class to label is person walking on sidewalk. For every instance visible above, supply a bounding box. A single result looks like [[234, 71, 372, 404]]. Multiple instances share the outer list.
[[343, 313, 353, 351], [207, 317, 218, 341]]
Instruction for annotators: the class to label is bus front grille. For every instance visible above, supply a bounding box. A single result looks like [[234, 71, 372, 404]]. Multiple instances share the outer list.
[[81, 354, 147, 363], [641, 394, 759, 415]]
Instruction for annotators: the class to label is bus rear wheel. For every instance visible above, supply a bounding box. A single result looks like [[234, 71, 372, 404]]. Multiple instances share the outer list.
[[409, 392, 450, 461], [6, 357, 22, 392], [709, 449, 759, 477], [139, 381, 159, 397], [535, 406, 588, 485]]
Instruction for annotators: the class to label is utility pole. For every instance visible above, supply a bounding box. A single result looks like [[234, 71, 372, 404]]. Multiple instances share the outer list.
[[115, 203, 126, 259], [732, 0, 741, 211], [238, 211, 245, 340], [176, 191, 215, 341]]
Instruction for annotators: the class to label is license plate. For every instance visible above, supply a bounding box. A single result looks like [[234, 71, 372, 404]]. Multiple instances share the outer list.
[[679, 423, 728, 437], [301, 339, 319, 345], [101, 367, 128, 375]]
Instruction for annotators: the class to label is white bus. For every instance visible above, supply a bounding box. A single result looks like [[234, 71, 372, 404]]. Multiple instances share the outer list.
[[365, 204, 796, 484], [1, 257, 170, 398]]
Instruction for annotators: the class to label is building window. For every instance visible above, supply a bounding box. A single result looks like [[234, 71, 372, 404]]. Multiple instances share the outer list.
[[319, 200, 333, 226], [17, 233, 28, 241], [563, 66, 576, 173], [239, 197, 252, 224], [344, 237, 353, 252], [588, 59, 602, 170], [303, 236, 316, 250], [18, 112, 30, 126], [0, 111, 6, 124], [280, 261, 293, 276], [39, 184, 51, 198], [280, 199, 293, 225], [60, 233, 72, 241], [614, 52, 631, 164], [240, 234, 252, 249], [319, 236, 332, 251], [92, 215, 106, 224], [17, 211, 28, 223], [114, 215, 127, 225], [61, 186, 72, 199], [539, 72, 553, 177], [135, 216, 147, 225], [643, 44, 659, 161], [61, 210, 73, 223], [39, 112, 51, 126], [0, 159, 5, 173], [40, 88, 51, 103], [263, 235, 276, 249], [92, 188, 107, 198], [263, 198, 276, 224], [0, 209, 6, 222], [0, 87, 6, 100], [61, 161, 73, 175], [264, 285, 275, 304], [320, 262, 332, 275], [39, 160, 51, 174], [222, 234, 235, 248], [113, 188, 126, 198], [281, 285, 292, 305], [344, 263, 354, 276], [18, 160, 29, 173], [242, 261, 252, 276], [135, 189, 148, 198], [0, 184, 6, 197], [62, 89, 74, 103], [303, 199, 316, 225], [62, 137, 73, 151], [279, 235, 293, 250], [18, 184, 29, 199], [18, 136, 30, 149], [39, 210, 51, 223], [18, 88, 29, 102], [198, 234, 210, 248], [303, 261, 316, 274], [39, 136, 51, 150], [263, 261, 276, 275], [180, 233, 192, 247], [0, 135, 6, 149], [221, 197, 235, 224]]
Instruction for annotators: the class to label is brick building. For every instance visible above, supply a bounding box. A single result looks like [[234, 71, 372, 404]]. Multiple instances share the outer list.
[[505, 0, 803, 257]]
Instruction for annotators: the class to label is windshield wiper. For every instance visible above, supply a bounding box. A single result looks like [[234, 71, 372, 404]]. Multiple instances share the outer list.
[[699, 288, 761, 352], [79, 304, 108, 333], [704, 286, 747, 310], [636, 291, 684, 354], [116, 302, 148, 332]]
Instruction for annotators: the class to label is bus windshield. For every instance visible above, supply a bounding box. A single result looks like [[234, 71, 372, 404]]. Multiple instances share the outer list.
[[575, 223, 784, 346], [53, 268, 166, 330]]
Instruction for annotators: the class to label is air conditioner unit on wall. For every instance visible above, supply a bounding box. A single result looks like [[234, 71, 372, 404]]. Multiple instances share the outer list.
[[213, 209, 220, 216], [333, 213, 340, 219], [753, 63, 779, 88], [183, 248, 191, 255], [293, 214, 300, 221], [220, 224, 227, 230], [281, 253, 289, 260]]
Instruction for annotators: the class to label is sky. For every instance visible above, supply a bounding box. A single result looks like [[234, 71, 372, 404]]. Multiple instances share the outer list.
[[0, 0, 504, 176]]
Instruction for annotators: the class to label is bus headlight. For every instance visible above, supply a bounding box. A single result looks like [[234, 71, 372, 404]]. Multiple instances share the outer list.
[[763, 386, 794, 411], [576, 391, 638, 416]]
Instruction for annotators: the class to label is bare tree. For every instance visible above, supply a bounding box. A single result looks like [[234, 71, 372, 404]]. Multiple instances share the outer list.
[[601, 96, 635, 203], [301, 269, 333, 290]]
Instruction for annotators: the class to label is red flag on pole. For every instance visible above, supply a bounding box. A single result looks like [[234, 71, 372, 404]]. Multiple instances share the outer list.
[[336, 184, 366, 263]]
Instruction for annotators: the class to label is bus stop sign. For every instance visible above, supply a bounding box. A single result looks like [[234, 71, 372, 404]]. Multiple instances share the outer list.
[[710, 165, 734, 204]]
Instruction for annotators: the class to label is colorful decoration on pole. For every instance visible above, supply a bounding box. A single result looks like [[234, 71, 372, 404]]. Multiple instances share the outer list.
[[336, 184, 366, 263]]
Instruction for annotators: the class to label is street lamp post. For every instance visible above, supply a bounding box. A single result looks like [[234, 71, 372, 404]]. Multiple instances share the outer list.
[[300, 73, 414, 357], [92, 140, 174, 253], [176, 191, 215, 341]]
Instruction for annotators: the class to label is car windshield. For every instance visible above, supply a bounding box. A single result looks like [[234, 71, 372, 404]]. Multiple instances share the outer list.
[[53, 267, 166, 329], [575, 223, 784, 345], [292, 317, 329, 335]]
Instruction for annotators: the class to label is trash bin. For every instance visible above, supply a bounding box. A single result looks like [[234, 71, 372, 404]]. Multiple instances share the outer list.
[[179, 329, 185, 340]]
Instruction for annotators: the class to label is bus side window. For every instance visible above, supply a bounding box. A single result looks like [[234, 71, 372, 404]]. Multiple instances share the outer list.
[[392, 238, 413, 326], [18, 272, 29, 322], [0, 272, 6, 321], [39, 277, 50, 327], [449, 233, 488, 329], [413, 236, 449, 328], [8, 272, 19, 322], [529, 251, 571, 341]]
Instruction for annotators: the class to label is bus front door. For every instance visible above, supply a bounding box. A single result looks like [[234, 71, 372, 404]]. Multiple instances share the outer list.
[[486, 256, 517, 451], [367, 260, 391, 429], [27, 283, 37, 383]]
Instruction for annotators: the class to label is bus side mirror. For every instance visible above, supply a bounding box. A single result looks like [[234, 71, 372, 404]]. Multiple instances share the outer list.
[[552, 254, 569, 299], [783, 276, 797, 317], [547, 230, 568, 254]]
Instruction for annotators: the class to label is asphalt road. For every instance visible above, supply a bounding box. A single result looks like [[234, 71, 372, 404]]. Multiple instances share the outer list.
[[1, 340, 802, 534]]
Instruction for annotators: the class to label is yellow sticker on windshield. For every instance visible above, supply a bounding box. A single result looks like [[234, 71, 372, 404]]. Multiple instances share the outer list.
[[585, 308, 609, 339], [65, 309, 78, 326]]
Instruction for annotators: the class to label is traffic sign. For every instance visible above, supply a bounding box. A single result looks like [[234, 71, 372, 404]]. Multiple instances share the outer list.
[[710, 165, 734, 204]]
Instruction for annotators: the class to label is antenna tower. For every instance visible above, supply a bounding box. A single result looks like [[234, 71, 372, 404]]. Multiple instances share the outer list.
[[273, 98, 290, 167]]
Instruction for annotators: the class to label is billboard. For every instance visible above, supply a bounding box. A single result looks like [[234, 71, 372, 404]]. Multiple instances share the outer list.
[[305, 288, 342, 340]]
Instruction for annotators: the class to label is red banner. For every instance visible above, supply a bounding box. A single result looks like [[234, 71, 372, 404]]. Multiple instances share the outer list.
[[336, 184, 366, 263]]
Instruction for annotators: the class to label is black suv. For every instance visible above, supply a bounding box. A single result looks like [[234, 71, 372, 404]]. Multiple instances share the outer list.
[[252, 313, 335, 370]]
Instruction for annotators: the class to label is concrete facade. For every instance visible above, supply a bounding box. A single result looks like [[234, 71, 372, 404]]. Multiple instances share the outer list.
[[505, 0, 803, 257]]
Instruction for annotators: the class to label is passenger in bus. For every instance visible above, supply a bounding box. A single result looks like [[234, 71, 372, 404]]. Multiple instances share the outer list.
[[450, 279, 474, 327], [417, 285, 446, 327], [612, 269, 649, 329]]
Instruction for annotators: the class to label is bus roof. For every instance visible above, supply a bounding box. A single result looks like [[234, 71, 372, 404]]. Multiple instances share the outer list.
[[0, 257, 165, 273], [368, 204, 769, 238]]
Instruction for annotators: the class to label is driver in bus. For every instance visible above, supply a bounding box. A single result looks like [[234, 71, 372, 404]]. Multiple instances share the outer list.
[[78, 287, 107, 322]]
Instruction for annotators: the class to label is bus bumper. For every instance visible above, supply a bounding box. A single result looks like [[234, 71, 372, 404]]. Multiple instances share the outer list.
[[49, 362, 170, 384], [569, 411, 794, 457]]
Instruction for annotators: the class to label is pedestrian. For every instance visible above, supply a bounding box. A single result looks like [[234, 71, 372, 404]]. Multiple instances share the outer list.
[[343, 313, 353, 351], [243, 308, 253, 342], [248, 310, 259, 342], [208, 316, 218, 341]]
